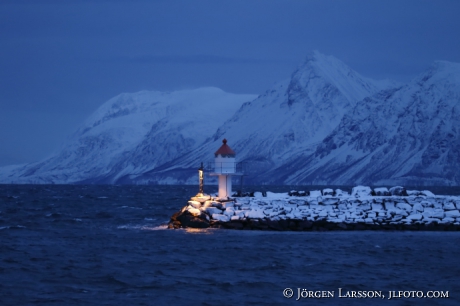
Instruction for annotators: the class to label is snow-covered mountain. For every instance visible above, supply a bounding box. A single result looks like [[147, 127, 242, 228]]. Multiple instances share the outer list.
[[279, 60, 460, 186], [0, 88, 256, 184], [1, 51, 459, 186], [143, 51, 395, 183]]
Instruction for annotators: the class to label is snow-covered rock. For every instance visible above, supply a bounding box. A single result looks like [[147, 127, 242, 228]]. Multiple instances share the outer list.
[[445, 210, 460, 218], [389, 187, 408, 196], [407, 190, 422, 196], [188, 201, 202, 209], [253, 192, 263, 198], [374, 187, 390, 196], [406, 213, 423, 221], [212, 214, 230, 222], [412, 203, 424, 213], [335, 189, 349, 197], [309, 190, 322, 197], [188, 207, 202, 216], [351, 186, 372, 197], [443, 202, 456, 210], [171, 186, 460, 231], [205, 207, 222, 215], [421, 190, 436, 197], [223, 207, 235, 217], [396, 203, 412, 211], [246, 210, 265, 219]]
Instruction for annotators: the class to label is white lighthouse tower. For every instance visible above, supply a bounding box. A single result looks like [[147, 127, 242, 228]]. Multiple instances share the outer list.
[[211, 139, 239, 199]]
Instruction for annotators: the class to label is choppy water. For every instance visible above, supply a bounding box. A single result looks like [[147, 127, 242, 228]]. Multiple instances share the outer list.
[[1, 185, 460, 305]]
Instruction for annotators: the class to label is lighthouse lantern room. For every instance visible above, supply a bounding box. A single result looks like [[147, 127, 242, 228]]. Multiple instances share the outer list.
[[210, 139, 241, 199]]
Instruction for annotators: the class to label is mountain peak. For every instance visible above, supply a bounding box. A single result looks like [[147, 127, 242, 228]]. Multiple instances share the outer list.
[[303, 50, 350, 76], [416, 60, 460, 86], [432, 60, 460, 71], [287, 51, 383, 106]]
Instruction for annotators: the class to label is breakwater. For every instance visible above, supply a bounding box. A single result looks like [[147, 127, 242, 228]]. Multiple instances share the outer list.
[[169, 186, 460, 231]]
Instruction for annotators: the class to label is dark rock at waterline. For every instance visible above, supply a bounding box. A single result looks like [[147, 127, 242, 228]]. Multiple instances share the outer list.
[[222, 221, 244, 230], [169, 209, 210, 229], [168, 208, 460, 231]]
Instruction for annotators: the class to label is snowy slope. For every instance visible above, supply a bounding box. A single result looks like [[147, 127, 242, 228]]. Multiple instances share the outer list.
[[0, 88, 256, 184], [2, 52, 458, 186], [281, 60, 460, 186], [148, 51, 393, 183]]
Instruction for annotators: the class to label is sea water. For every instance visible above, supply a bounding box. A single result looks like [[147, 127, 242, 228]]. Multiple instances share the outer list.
[[1, 185, 459, 305]]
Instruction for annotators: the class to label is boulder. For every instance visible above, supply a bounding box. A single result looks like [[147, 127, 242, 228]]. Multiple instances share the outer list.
[[187, 207, 202, 216], [440, 217, 456, 223], [203, 201, 213, 208], [212, 214, 230, 222], [443, 202, 456, 210], [322, 198, 339, 205], [445, 210, 460, 218], [455, 201, 460, 210], [335, 189, 349, 196], [246, 210, 265, 219], [407, 190, 422, 196], [412, 203, 424, 213], [176, 210, 210, 228], [188, 200, 202, 209], [396, 202, 412, 211], [406, 213, 423, 221], [211, 202, 224, 209], [253, 192, 263, 198], [384, 200, 395, 210], [374, 187, 390, 196], [359, 202, 372, 211], [420, 201, 434, 208], [205, 207, 223, 215], [367, 212, 377, 218], [421, 190, 435, 197], [309, 190, 322, 197], [223, 208, 235, 217], [371, 203, 384, 211], [223, 202, 234, 208], [351, 186, 372, 197], [389, 186, 408, 196], [190, 195, 211, 204]]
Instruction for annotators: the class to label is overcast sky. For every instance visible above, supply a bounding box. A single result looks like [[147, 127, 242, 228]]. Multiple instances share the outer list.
[[1, 0, 459, 166]]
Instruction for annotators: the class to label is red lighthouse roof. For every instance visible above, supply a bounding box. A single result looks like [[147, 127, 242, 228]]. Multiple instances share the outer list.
[[214, 139, 236, 157]]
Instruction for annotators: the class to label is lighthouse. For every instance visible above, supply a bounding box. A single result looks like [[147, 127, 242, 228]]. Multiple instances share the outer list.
[[211, 139, 240, 199]]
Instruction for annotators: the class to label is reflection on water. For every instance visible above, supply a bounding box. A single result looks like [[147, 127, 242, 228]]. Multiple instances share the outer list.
[[184, 227, 218, 234]]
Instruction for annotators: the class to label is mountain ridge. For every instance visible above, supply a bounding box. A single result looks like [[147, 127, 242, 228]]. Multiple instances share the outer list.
[[1, 52, 459, 186]]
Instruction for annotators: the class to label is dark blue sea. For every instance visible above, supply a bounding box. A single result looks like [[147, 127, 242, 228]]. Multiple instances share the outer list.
[[1, 185, 460, 305]]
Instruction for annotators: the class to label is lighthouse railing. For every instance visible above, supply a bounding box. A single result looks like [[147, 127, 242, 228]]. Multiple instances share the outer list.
[[205, 161, 245, 174]]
